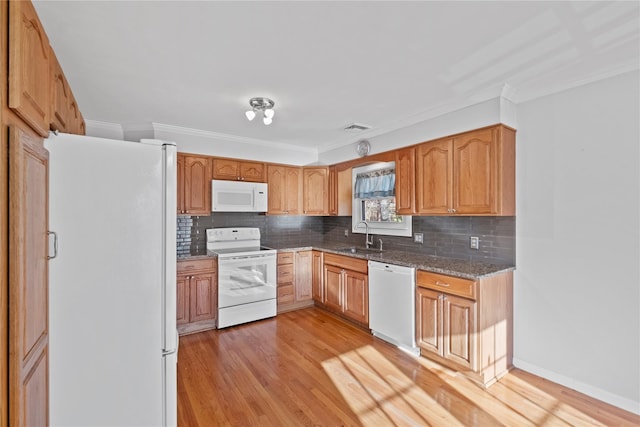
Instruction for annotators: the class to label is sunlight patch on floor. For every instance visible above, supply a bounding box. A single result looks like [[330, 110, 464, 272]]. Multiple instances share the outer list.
[[488, 373, 608, 427], [321, 345, 466, 426]]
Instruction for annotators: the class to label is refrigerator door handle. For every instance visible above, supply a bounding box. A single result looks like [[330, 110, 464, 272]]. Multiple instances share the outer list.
[[162, 330, 179, 357], [47, 231, 58, 260], [162, 348, 177, 356]]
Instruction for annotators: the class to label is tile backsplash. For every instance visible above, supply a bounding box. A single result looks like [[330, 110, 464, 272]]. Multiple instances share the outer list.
[[178, 214, 515, 266]]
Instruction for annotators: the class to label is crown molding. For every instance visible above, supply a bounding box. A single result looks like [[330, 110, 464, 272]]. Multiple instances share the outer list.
[[85, 119, 123, 133], [510, 63, 639, 104]]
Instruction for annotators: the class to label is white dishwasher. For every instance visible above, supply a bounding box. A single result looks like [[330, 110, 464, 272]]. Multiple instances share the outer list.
[[368, 261, 420, 356]]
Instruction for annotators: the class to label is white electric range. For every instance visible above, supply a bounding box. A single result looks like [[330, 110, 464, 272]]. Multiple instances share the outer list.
[[206, 228, 277, 328]]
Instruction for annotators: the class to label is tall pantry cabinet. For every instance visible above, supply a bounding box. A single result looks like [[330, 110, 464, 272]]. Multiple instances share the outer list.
[[2, 1, 86, 426]]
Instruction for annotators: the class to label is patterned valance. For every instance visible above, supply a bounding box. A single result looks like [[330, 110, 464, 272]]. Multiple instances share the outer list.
[[354, 168, 395, 199]]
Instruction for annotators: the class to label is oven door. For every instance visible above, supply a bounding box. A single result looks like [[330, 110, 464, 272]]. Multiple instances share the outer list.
[[218, 253, 277, 308]]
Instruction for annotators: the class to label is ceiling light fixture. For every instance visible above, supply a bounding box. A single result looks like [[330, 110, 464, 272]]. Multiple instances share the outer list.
[[245, 97, 275, 125]]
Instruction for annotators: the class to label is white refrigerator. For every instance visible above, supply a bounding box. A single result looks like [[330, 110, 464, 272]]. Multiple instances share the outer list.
[[45, 133, 178, 427]]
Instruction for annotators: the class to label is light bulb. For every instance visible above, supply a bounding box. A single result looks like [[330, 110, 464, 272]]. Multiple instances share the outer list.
[[264, 108, 275, 119], [245, 110, 256, 121], [263, 117, 273, 125]]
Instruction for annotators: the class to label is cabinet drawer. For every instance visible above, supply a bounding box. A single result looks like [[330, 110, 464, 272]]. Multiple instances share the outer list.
[[177, 258, 216, 273], [278, 285, 294, 304], [277, 264, 294, 283], [277, 252, 294, 265], [323, 253, 368, 274], [417, 271, 476, 300]]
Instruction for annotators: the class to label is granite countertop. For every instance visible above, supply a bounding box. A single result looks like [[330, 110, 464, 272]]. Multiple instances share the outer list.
[[179, 241, 514, 279]]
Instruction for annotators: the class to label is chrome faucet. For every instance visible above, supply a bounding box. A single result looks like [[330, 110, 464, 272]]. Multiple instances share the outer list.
[[357, 221, 373, 249]]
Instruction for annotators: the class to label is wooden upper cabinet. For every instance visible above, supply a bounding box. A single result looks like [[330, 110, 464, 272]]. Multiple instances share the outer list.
[[267, 165, 302, 215], [178, 154, 211, 215], [302, 167, 329, 215], [328, 166, 338, 216], [415, 125, 515, 216], [9, 0, 51, 137], [177, 155, 185, 214], [213, 158, 265, 182], [69, 99, 85, 135], [50, 51, 71, 133], [395, 147, 416, 215], [337, 168, 353, 216], [453, 127, 503, 215], [416, 138, 453, 215]]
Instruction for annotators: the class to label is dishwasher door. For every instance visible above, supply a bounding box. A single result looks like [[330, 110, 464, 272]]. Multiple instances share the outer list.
[[368, 261, 419, 355]]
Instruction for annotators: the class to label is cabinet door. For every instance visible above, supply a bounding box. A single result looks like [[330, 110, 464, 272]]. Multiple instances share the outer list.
[[9, 0, 51, 137], [343, 270, 368, 325], [302, 167, 328, 215], [311, 251, 324, 303], [416, 287, 442, 356], [453, 128, 497, 214], [416, 139, 453, 214], [267, 165, 286, 214], [323, 265, 343, 312], [176, 275, 190, 325], [337, 168, 352, 216], [176, 154, 185, 214], [284, 167, 302, 215], [184, 156, 211, 215], [442, 294, 477, 370], [295, 251, 313, 302], [328, 166, 337, 216], [189, 272, 217, 323], [50, 51, 70, 133], [395, 147, 416, 214], [212, 159, 239, 180], [239, 161, 265, 182], [267, 166, 301, 215], [9, 126, 49, 427]]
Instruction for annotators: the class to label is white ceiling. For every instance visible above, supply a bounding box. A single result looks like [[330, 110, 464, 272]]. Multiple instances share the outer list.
[[33, 1, 639, 153]]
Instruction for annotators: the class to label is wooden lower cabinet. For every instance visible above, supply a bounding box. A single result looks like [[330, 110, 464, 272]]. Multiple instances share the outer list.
[[311, 251, 324, 303], [9, 125, 50, 427], [177, 259, 217, 335], [320, 253, 368, 326], [277, 250, 314, 313], [416, 270, 513, 387]]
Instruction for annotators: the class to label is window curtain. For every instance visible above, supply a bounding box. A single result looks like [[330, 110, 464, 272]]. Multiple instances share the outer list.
[[354, 168, 395, 199]]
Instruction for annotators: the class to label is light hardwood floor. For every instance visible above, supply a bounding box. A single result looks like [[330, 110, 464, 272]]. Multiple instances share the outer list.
[[177, 308, 639, 426]]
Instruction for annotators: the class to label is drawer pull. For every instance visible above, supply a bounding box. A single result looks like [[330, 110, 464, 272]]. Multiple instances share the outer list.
[[435, 280, 450, 287]]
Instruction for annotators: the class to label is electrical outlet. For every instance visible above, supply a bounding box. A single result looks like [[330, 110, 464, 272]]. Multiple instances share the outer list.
[[414, 233, 423, 244], [344, 229, 349, 237], [470, 236, 479, 250]]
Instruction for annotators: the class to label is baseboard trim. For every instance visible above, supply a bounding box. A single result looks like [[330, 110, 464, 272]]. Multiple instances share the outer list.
[[513, 358, 640, 415]]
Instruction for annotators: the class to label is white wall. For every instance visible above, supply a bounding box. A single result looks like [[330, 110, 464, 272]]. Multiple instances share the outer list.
[[318, 97, 517, 165], [514, 70, 640, 414]]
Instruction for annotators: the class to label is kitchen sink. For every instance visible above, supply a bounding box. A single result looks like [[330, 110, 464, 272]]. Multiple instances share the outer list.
[[336, 247, 383, 254]]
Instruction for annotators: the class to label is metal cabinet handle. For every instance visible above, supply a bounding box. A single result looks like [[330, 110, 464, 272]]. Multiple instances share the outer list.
[[435, 280, 450, 287], [47, 231, 58, 260]]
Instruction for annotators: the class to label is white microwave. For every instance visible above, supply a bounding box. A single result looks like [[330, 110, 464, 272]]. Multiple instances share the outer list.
[[211, 180, 268, 212]]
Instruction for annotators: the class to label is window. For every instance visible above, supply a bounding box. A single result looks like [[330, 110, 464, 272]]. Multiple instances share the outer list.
[[351, 162, 412, 237]]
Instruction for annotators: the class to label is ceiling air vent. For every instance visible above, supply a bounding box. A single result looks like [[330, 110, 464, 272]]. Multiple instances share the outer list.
[[343, 123, 371, 132]]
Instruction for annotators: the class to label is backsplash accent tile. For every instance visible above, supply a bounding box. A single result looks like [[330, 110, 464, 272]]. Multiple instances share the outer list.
[[176, 216, 193, 256], [185, 213, 325, 254], [323, 216, 515, 265], [179, 213, 515, 266]]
